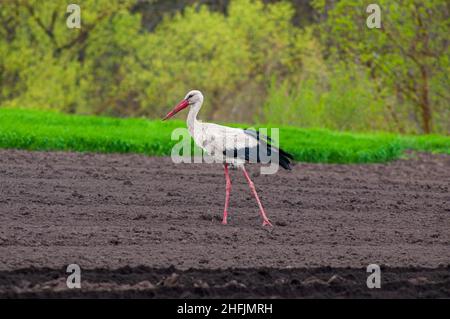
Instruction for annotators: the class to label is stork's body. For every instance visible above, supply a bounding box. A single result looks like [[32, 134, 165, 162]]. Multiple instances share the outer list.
[[163, 90, 293, 226]]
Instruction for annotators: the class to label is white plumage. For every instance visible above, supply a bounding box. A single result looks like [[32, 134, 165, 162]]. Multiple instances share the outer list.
[[185, 91, 256, 166], [191, 123, 259, 166]]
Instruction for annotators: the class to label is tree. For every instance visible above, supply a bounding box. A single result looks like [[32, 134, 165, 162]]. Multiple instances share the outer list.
[[132, 0, 305, 122], [0, 0, 139, 113], [313, 0, 449, 134]]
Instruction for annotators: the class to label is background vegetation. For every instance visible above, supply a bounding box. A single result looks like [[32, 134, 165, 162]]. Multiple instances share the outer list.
[[0, 0, 449, 135]]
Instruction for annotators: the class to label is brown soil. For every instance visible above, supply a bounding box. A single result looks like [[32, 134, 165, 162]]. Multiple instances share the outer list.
[[0, 149, 449, 298]]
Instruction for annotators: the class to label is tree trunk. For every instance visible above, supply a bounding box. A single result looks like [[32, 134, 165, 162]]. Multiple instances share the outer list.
[[419, 65, 432, 134]]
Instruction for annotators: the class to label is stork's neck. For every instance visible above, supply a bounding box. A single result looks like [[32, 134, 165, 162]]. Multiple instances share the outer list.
[[187, 101, 202, 133]]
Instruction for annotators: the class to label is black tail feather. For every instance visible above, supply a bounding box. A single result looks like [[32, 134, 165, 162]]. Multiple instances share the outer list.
[[278, 147, 294, 160], [278, 150, 292, 170]]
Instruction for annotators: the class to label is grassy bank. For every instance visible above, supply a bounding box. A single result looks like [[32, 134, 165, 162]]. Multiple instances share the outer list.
[[0, 108, 448, 163]]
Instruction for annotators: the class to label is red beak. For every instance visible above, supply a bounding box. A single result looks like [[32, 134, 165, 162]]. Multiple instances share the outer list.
[[163, 99, 189, 120]]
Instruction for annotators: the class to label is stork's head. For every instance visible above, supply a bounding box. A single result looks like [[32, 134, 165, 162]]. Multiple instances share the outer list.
[[163, 90, 203, 120]]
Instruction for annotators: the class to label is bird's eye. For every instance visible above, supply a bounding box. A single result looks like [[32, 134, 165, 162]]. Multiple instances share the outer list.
[[187, 94, 193, 99]]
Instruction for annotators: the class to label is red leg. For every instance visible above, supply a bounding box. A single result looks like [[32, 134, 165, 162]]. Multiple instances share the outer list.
[[222, 164, 231, 225], [242, 166, 273, 227]]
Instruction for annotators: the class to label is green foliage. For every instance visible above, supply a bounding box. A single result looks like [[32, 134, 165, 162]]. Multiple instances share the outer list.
[[312, 0, 449, 134], [0, 0, 304, 121], [0, 0, 140, 115], [1, 109, 448, 164], [136, 0, 304, 122], [262, 61, 390, 131], [0, 0, 448, 135]]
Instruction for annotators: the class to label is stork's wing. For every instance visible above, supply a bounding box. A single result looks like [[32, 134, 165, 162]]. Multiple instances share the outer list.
[[243, 128, 273, 143], [221, 128, 293, 170], [243, 128, 294, 161], [197, 123, 293, 170]]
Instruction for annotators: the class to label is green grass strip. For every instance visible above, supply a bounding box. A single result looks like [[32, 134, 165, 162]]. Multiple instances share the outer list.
[[0, 108, 448, 163]]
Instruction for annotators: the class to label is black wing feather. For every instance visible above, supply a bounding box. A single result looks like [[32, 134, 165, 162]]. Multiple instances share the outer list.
[[222, 129, 294, 170]]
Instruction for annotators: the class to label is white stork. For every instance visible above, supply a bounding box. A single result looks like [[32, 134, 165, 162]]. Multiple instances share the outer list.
[[163, 90, 293, 227]]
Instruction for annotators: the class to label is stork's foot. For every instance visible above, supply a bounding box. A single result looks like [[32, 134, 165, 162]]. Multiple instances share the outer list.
[[262, 219, 273, 227], [222, 212, 228, 225]]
